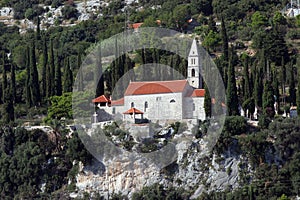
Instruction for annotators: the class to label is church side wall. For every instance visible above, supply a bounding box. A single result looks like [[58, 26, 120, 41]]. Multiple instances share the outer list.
[[124, 93, 183, 121]]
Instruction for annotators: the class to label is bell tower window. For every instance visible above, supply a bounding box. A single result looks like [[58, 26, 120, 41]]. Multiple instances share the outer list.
[[191, 69, 195, 77]]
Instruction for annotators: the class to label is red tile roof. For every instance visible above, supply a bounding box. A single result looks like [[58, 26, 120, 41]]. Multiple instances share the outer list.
[[128, 22, 144, 29], [92, 95, 111, 103], [124, 80, 188, 96], [191, 89, 205, 97], [111, 98, 124, 106], [123, 107, 144, 115]]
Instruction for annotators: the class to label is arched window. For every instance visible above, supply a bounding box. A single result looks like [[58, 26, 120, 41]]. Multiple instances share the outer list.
[[112, 107, 116, 114], [131, 102, 134, 108], [193, 103, 195, 111], [170, 99, 176, 103], [191, 69, 195, 77], [144, 102, 148, 112]]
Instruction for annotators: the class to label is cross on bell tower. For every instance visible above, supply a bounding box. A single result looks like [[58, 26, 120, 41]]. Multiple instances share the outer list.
[[187, 38, 202, 89]]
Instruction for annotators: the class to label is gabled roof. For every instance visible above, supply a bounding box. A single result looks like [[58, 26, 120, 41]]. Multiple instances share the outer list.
[[191, 89, 205, 97], [124, 80, 188, 96], [111, 98, 124, 106], [123, 107, 144, 115], [92, 95, 111, 103]]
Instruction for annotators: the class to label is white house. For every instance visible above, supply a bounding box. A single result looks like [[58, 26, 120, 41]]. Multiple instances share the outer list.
[[93, 38, 206, 123]]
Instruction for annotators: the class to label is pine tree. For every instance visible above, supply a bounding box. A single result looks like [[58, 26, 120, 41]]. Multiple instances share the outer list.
[[29, 41, 41, 106], [226, 47, 239, 116], [54, 52, 62, 96], [63, 58, 73, 93], [42, 37, 48, 98]]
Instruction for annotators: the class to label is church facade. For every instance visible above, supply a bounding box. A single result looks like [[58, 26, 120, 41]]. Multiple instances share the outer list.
[[93, 39, 206, 123]]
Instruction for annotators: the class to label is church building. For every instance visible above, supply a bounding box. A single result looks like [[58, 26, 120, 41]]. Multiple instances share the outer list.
[[93, 38, 206, 123]]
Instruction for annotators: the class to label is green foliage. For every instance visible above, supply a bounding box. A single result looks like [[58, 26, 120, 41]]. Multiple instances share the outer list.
[[45, 93, 72, 123], [63, 58, 73, 93], [132, 183, 189, 200], [66, 132, 93, 165], [202, 30, 221, 52], [223, 116, 248, 136], [262, 80, 275, 117], [226, 48, 239, 116], [29, 41, 41, 106], [251, 11, 268, 28], [61, 5, 78, 20], [273, 12, 286, 26], [204, 84, 211, 118]]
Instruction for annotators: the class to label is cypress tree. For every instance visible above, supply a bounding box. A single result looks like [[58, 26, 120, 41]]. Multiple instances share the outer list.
[[95, 44, 104, 97], [122, 54, 135, 94], [11, 63, 16, 103], [2, 87, 14, 123], [289, 64, 296, 106], [221, 17, 229, 88], [242, 54, 251, 101], [272, 71, 280, 114], [2, 52, 7, 102], [221, 17, 229, 64], [54, 52, 62, 96], [281, 56, 286, 103], [297, 66, 300, 116], [204, 84, 211, 118], [49, 39, 55, 96], [36, 17, 41, 41], [226, 47, 239, 116], [25, 46, 32, 107], [42, 37, 48, 98], [29, 41, 41, 106], [76, 52, 83, 92], [63, 58, 73, 93], [262, 80, 275, 117], [254, 67, 263, 108]]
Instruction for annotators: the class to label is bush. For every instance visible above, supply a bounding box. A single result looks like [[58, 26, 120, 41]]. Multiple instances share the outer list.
[[258, 114, 271, 129], [223, 116, 248, 136]]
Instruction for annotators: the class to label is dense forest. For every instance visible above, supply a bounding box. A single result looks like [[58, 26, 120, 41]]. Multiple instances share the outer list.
[[0, 0, 299, 199]]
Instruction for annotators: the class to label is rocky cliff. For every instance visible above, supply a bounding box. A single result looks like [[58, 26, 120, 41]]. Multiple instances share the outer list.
[[74, 125, 249, 199]]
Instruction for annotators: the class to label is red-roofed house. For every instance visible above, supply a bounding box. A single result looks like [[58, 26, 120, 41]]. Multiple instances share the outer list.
[[94, 38, 206, 123]]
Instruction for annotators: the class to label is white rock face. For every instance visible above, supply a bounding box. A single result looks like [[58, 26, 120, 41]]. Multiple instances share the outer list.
[[75, 131, 245, 199]]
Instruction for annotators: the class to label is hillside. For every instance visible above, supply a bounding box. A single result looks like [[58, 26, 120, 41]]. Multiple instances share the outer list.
[[0, 0, 299, 199]]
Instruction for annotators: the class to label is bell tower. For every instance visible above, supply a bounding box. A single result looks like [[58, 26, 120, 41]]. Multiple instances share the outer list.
[[187, 38, 202, 89]]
